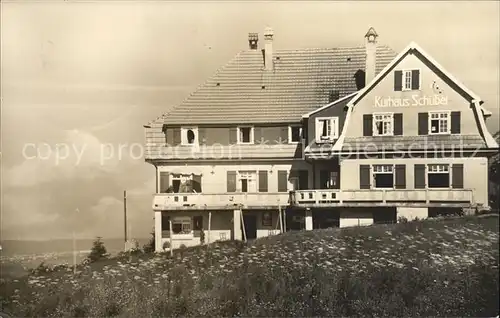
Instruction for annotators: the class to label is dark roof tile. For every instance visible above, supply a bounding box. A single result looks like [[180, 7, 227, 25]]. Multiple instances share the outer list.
[[151, 45, 396, 125]]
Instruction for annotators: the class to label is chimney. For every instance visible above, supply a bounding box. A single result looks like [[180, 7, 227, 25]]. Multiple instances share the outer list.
[[364, 27, 378, 85], [263, 27, 274, 71], [248, 33, 258, 50]]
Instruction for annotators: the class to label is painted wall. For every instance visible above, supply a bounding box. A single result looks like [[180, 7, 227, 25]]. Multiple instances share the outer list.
[[306, 96, 351, 147], [157, 161, 313, 193], [340, 156, 488, 205], [339, 210, 373, 227], [346, 51, 482, 138]]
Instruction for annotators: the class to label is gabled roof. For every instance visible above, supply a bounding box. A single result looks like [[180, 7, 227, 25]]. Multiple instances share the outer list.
[[348, 41, 492, 117], [149, 45, 396, 125], [302, 91, 358, 119]]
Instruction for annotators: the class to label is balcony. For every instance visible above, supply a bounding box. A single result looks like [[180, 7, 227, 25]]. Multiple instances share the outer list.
[[153, 192, 290, 211], [290, 189, 475, 208]]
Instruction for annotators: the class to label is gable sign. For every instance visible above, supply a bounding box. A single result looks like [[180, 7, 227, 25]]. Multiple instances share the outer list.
[[375, 94, 448, 108]]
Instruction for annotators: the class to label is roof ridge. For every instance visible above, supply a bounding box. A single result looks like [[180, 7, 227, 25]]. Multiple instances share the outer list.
[[148, 50, 247, 125]]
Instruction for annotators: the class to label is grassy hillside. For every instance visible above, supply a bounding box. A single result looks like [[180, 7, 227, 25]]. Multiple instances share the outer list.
[[0, 215, 498, 317]]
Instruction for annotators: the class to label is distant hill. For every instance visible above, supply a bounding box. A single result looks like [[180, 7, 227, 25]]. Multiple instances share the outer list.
[[0, 238, 149, 256]]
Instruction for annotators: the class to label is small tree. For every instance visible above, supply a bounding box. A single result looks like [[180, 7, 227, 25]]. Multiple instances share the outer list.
[[87, 236, 108, 263]]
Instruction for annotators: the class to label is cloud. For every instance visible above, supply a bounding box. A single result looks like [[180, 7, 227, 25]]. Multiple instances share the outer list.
[[4, 129, 126, 188]]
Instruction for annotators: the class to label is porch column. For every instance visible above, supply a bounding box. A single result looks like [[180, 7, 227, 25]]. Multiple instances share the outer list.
[[233, 209, 242, 240], [305, 208, 313, 231], [154, 211, 162, 252]]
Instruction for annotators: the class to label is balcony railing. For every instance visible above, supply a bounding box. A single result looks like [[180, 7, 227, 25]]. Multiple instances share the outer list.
[[153, 192, 290, 211], [290, 188, 474, 207]]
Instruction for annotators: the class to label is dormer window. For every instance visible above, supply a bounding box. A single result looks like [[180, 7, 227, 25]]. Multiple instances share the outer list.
[[181, 127, 198, 145], [315, 117, 339, 143], [237, 126, 254, 144]]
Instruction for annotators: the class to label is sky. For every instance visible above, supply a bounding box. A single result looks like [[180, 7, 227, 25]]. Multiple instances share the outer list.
[[1, 1, 499, 241]]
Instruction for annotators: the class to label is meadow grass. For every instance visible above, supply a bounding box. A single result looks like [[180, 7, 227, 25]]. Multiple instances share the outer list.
[[0, 214, 498, 317]]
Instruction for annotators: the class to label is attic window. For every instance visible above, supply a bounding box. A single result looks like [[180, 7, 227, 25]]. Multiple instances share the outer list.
[[216, 83, 220, 86], [347, 57, 351, 62], [261, 85, 266, 89], [276, 56, 281, 60]]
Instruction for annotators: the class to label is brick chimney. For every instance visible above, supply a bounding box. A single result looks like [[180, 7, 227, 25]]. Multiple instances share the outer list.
[[364, 27, 378, 85], [248, 33, 258, 50], [263, 27, 274, 71]]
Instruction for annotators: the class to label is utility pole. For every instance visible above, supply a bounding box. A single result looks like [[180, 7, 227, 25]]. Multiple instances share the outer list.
[[124, 190, 128, 250], [73, 208, 79, 275]]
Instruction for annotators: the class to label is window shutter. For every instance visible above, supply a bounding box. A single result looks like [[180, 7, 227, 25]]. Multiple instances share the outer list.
[[418, 113, 428, 135], [198, 127, 206, 145], [394, 113, 403, 136], [280, 126, 288, 143], [254, 127, 263, 143], [299, 170, 309, 190], [229, 128, 238, 144], [363, 114, 373, 136], [450, 111, 461, 134], [192, 174, 202, 193], [414, 164, 426, 189], [452, 164, 464, 189], [394, 70, 403, 91], [159, 172, 170, 193], [277, 170, 288, 192], [258, 170, 268, 192], [395, 165, 406, 189], [411, 70, 420, 90], [227, 171, 237, 192], [173, 128, 181, 145], [359, 165, 370, 189]]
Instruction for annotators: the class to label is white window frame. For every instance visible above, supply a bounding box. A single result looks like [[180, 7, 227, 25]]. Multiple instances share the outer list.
[[237, 126, 254, 144], [181, 127, 198, 146], [428, 111, 451, 135], [372, 164, 395, 189], [288, 125, 303, 144], [237, 170, 257, 193], [315, 117, 339, 143], [427, 164, 451, 189], [171, 216, 193, 238], [372, 112, 394, 136], [401, 69, 421, 91]]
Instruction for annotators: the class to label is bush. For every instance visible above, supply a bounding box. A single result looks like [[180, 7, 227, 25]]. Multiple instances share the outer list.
[[86, 237, 108, 263], [143, 230, 156, 253]]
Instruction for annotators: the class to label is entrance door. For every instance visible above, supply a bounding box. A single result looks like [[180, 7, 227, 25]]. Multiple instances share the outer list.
[[242, 214, 257, 240]]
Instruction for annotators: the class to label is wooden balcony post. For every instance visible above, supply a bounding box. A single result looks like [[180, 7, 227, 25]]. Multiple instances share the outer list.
[[240, 209, 247, 242], [208, 211, 212, 246], [278, 204, 284, 233], [169, 219, 173, 257], [305, 208, 313, 231]]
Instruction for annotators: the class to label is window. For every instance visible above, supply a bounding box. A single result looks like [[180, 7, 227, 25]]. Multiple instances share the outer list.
[[181, 127, 198, 145], [315, 117, 339, 142], [237, 126, 254, 144], [429, 111, 450, 135], [289, 125, 302, 143], [373, 113, 394, 136], [172, 217, 192, 235], [373, 165, 394, 188], [427, 164, 450, 188], [403, 70, 412, 91], [262, 211, 272, 227], [169, 174, 202, 193], [238, 171, 257, 193]]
